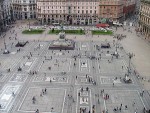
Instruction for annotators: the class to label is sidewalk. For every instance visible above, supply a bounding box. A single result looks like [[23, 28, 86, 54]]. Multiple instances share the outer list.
[[115, 26, 150, 90]]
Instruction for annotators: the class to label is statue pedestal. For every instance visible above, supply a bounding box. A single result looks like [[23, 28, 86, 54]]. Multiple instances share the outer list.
[[49, 31, 75, 50]]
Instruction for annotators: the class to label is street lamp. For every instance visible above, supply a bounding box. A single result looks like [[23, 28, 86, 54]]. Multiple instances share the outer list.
[[127, 53, 134, 75], [28, 18, 30, 30], [4, 37, 6, 49], [3, 34, 9, 54], [115, 41, 118, 52]]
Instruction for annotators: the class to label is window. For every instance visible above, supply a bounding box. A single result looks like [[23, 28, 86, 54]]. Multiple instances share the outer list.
[[82, 10, 84, 14], [86, 10, 88, 14], [24, 8, 27, 11]]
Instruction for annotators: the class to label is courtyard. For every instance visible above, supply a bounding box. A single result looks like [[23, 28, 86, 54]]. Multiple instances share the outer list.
[[0, 22, 150, 113]]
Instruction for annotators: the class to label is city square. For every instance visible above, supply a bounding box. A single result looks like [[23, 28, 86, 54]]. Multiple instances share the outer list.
[[0, 20, 150, 113]]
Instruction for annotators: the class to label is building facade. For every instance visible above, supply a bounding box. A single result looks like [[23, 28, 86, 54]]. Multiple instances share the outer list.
[[12, 0, 36, 20], [99, 0, 124, 23], [123, 0, 136, 20], [0, 0, 14, 35], [139, 0, 150, 39], [37, 0, 100, 25], [3, 0, 14, 25], [0, 1, 4, 34]]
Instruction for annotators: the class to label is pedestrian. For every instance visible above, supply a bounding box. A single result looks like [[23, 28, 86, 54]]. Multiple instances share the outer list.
[[81, 87, 83, 92], [86, 87, 89, 91], [32, 96, 36, 104], [42, 89, 45, 95], [76, 76, 77, 79], [45, 88, 47, 94], [143, 107, 146, 113], [86, 74, 87, 78], [119, 107, 122, 111], [40, 92, 42, 97], [78, 92, 80, 96], [125, 105, 128, 110], [12, 92, 15, 97], [36, 109, 39, 113], [120, 103, 122, 107], [50, 79, 52, 83], [102, 89, 104, 93], [132, 102, 135, 106]]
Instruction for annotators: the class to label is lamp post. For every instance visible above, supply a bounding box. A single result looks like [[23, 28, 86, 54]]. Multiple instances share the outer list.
[[127, 53, 134, 75], [3, 33, 9, 54], [115, 37, 119, 52], [28, 18, 30, 30], [4, 36, 6, 49]]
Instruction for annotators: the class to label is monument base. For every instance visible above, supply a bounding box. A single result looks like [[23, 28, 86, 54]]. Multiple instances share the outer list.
[[49, 31, 75, 50], [49, 42, 75, 50]]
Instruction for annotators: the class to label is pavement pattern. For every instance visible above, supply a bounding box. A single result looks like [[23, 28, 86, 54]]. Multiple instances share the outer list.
[[0, 21, 149, 113]]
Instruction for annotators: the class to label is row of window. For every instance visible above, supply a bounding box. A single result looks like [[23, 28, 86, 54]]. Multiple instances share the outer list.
[[13, 0, 36, 4], [140, 15, 150, 26], [100, 1, 121, 5], [141, 5, 150, 15], [42, 10, 97, 14], [42, 2, 97, 5], [13, 6, 36, 10], [141, 4, 150, 12], [39, 14, 98, 18], [14, 12, 36, 15], [40, 6, 97, 9], [101, 14, 121, 17]]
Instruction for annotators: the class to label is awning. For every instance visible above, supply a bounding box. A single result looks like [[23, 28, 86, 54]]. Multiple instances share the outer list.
[[96, 24, 109, 28]]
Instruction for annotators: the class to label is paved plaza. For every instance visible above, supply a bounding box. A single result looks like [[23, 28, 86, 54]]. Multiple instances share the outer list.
[[0, 21, 150, 113]]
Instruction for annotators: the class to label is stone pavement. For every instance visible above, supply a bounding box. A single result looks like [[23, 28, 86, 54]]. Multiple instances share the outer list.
[[0, 21, 149, 113]]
